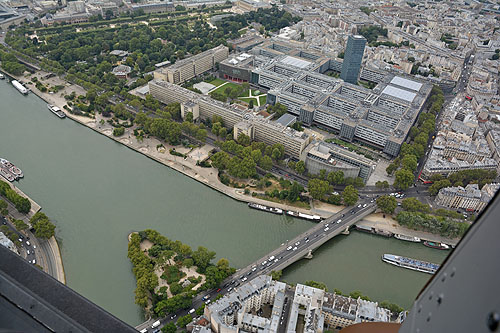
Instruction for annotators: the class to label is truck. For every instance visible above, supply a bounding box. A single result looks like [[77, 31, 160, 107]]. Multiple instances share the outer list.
[[151, 320, 161, 329]]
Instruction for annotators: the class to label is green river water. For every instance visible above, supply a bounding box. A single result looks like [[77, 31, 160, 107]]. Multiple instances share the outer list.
[[0, 79, 448, 325]]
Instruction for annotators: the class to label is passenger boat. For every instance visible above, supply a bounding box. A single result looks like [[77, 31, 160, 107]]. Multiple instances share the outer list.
[[286, 210, 322, 221], [423, 241, 450, 250], [394, 234, 421, 243], [11, 80, 28, 94], [0, 158, 23, 181], [248, 202, 283, 215], [382, 254, 439, 274], [47, 104, 66, 118]]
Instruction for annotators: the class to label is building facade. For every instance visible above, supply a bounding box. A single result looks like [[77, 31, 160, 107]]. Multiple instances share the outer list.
[[154, 45, 229, 84], [435, 183, 499, 212]]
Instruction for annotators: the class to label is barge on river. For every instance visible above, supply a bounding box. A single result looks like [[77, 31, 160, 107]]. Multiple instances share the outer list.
[[382, 254, 439, 274]]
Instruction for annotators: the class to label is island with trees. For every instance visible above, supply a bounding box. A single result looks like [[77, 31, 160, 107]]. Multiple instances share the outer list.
[[127, 229, 235, 319]]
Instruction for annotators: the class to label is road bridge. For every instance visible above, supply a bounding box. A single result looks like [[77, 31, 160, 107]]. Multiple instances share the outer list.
[[135, 200, 377, 332]]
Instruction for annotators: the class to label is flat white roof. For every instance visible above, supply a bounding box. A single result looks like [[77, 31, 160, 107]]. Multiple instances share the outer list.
[[382, 85, 417, 102], [280, 55, 312, 69], [390, 76, 423, 91]]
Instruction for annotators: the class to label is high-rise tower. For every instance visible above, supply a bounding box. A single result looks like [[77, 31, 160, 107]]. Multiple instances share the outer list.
[[340, 35, 367, 85]]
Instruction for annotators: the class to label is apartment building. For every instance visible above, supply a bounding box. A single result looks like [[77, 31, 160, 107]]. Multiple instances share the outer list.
[[205, 276, 396, 333], [435, 183, 500, 212], [154, 45, 229, 84]]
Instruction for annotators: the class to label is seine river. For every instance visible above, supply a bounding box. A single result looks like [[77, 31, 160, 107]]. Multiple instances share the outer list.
[[0, 80, 448, 325]]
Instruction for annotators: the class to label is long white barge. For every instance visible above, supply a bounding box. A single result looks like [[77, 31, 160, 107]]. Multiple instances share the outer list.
[[12, 80, 28, 95]]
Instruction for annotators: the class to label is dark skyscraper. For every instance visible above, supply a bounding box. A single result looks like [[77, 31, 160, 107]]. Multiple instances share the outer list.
[[340, 35, 367, 84]]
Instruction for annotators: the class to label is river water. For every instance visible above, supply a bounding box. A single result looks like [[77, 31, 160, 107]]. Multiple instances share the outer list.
[[0, 80, 448, 325]]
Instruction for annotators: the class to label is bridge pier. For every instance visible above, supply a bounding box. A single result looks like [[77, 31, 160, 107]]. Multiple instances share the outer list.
[[341, 226, 350, 235], [304, 249, 313, 259]]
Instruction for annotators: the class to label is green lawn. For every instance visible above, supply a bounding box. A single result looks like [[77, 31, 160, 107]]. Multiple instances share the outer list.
[[259, 95, 267, 105], [210, 81, 240, 94], [208, 78, 226, 87], [238, 97, 256, 103]]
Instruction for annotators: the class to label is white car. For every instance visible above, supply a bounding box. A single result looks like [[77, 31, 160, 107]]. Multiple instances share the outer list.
[[292, 246, 297, 251], [295, 241, 300, 246], [363, 204, 367, 208], [27, 250, 30, 255], [33, 245, 36, 249], [324, 227, 329, 232], [357, 204, 362, 208], [337, 219, 342, 223], [26, 241, 30, 246], [252, 267, 257, 272], [262, 260, 267, 266], [286, 246, 292, 251]]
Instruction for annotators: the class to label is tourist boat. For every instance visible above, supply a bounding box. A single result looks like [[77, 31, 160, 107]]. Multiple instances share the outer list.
[[248, 202, 283, 215], [394, 234, 421, 243], [0, 158, 23, 181], [382, 254, 439, 274], [47, 104, 66, 118], [11, 80, 28, 94], [286, 210, 322, 222], [423, 241, 450, 250], [0, 168, 15, 182]]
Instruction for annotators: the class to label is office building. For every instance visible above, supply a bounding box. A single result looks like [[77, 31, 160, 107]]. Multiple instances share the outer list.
[[149, 80, 311, 159], [154, 45, 229, 84], [340, 35, 366, 85], [301, 142, 375, 181]]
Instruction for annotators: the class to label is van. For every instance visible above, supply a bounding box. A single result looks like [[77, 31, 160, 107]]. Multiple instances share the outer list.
[[189, 308, 196, 314], [151, 320, 161, 329]]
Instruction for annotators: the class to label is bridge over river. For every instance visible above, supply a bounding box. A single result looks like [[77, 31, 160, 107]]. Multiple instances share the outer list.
[[136, 200, 376, 332]]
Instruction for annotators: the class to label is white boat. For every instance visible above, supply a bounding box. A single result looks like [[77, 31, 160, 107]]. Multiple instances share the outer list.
[[0, 158, 23, 181], [47, 104, 66, 118], [394, 234, 421, 243], [0, 73, 5, 79], [382, 254, 439, 274], [11, 80, 28, 94]]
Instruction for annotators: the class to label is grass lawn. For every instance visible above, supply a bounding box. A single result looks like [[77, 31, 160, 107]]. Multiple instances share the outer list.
[[208, 78, 226, 87], [210, 81, 240, 94], [238, 97, 256, 103], [259, 95, 267, 105]]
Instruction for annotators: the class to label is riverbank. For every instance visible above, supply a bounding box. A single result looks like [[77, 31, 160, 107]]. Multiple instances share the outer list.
[[14, 70, 458, 248], [19, 71, 331, 217], [0, 173, 66, 283]]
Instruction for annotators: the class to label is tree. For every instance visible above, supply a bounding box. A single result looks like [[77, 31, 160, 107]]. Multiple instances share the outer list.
[[237, 133, 251, 146], [327, 170, 344, 185], [394, 169, 414, 190], [308, 179, 330, 200], [401, 197, 430, 213], [211, 151, 229, 170], [12, 219, 28, 231], [32, 218, 56, 239], [259, 155, 273, 170], [162, 322, 177, 333], [386, 163, 398, 175], [295, 161, 306, 174], [328, 194, 342, 205], [401, 154, 418, 172], [216, 258, 230, 273], [375, 180, 390, 189], [429, 179, 451, 196], [176, 314, 192, 328], [342, 185, 358, 206], [270, 270, 282, 280], [376, 195, 397, 214], [305, 280, 328, 291], [192, 246, 216, 272]]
